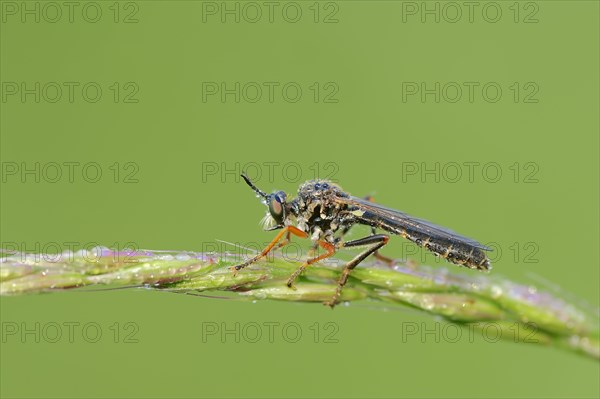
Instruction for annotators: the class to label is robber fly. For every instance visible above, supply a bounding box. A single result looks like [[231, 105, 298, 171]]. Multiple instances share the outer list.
[[233, 173, 492, 308]]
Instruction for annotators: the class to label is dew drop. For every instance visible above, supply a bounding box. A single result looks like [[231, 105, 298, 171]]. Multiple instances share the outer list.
[[76, 249, 87, 258], [564, 319, 575, 330], [421, 296, 435, 310], [569, 335, 581, 345], [490, 285, 503, 299], [527, 286, 537, 294]]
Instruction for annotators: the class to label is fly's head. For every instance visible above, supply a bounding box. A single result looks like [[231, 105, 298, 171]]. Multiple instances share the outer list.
[[241, 173, 294, 231]]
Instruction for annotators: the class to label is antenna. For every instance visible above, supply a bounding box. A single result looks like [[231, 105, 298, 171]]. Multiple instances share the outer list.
[[241, 172, 267, 199]]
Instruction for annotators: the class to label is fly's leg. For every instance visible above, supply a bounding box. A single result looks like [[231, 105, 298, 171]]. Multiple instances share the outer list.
[[367, 226, 396, 265], [287, 240, 335, 289], [324, 234, 389, 308], [231, 226, 307, 274], [308, 222, 351, 259], [339, 223, 393, 265], [307, 241, 319, 259], [368, 224, 417, 269]]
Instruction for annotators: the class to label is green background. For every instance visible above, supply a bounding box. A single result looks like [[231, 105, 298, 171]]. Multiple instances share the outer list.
[[1, 1, 599, 398]]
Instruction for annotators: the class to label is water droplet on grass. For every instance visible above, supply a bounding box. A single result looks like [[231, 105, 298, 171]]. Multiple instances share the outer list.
[[490, 285, 503, 299], [421, 296, 434, 310], [528, 286, 537, 294]]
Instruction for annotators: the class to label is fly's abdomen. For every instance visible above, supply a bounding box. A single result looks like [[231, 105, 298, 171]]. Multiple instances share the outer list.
[[403, 230, 491, 271]]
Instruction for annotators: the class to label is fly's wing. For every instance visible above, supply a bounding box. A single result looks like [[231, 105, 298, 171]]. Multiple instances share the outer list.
[[335, 195, 491, 270]]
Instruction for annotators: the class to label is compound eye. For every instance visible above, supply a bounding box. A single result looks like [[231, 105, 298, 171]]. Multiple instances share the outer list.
[[275, 191, 286, 203], [268, 193, 286, 224], [269, 197, 283, 217]]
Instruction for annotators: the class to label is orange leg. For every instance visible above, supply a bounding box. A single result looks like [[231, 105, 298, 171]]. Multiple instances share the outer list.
[[231, 226, 307, 274], [306, 241, 319, 258], [286, 240, 336, 289]]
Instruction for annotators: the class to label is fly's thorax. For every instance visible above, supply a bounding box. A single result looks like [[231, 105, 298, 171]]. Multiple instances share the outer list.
[[296, 180, 346, 208], [293, 180, 349, 237]]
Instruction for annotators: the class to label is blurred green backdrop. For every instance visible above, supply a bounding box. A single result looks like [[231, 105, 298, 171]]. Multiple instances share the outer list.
[[1, 1, 598, 398]]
